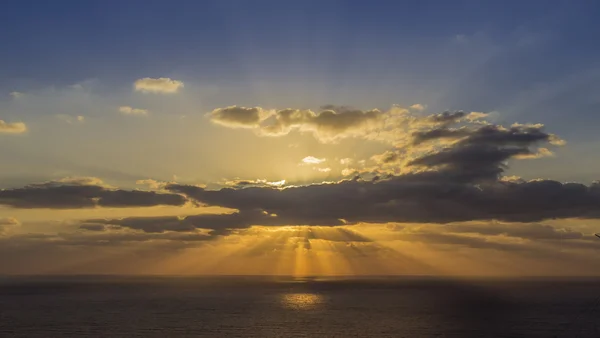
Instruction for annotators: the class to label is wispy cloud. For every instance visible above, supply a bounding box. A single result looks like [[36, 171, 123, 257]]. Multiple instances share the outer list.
[[9, 91, 24, 99], [119, 106, 149, 116]]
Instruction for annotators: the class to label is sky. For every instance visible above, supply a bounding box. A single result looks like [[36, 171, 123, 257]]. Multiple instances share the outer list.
[[1, 0, 600, 276]]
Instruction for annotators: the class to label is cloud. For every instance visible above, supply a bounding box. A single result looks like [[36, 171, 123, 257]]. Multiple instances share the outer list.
[[206, 105, 514, 148], [56, 114, 84, 124], [404, 123, 564, 180], [82, 210, 362, 242], [341, 168, 356, 176], [409, 103, 426, 111], [82, 210, 286, 238], [119, 106, 149, 116], [220, 178, 286, 189], [208, 106, 269, 128], [9, 91, 23, 99], [0, 120, 27, 134], [0, 177, 187, 209], [0, 217, 20, 234], [136, 179, 168, 189], [157, 115, 591, 227], [301, 156, 326, 165], [133, 77, 184, 94], [514, 147, 554, 159], [0, 108, 586, 241], [164, 175, 600, 226], [444, 222, 584, 241], [380, 221, 600, 256], [208, 105, 386, 142]]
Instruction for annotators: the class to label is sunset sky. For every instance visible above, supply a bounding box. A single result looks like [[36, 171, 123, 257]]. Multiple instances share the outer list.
[[2, 0, 600, 276]]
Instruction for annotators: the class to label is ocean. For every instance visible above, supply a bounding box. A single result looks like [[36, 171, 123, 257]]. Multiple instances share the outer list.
[[1, 276, 599, 337]]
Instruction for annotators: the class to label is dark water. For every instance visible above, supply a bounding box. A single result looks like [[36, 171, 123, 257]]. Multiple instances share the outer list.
[[1, 276, 599, 337]]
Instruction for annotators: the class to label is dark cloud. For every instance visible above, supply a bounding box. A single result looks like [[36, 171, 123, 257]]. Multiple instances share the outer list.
[[164, 177, 600, 226], [0, 178, 186, 209], [208, 105, 384, 141], [408, 124, 559, 181], [82, 212, 370, 250], [412, 127, 472, 145], [84, 209, 346, 236], [427, 111, 466, 124]]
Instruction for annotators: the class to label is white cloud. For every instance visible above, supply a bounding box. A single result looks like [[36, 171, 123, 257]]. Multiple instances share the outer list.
[[0, 120, 27, 134], [301, 156, 326, 165], [134, 77, 184, 94], [340, 158, 353, 165], [9, 91, 23, 99], [119, 106, 149, 116], [316, 167, 331, 172], [409, 104, 426, 111]]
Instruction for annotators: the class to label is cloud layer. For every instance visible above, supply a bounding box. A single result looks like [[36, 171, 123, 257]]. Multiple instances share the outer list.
[[0, 177, 186, 209], [3, 108, 597, 262]]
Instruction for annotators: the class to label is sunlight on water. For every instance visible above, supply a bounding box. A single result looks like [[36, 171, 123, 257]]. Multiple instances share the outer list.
[[280, 293, 323, 310]]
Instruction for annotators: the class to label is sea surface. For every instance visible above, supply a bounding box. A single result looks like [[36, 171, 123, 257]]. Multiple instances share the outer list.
[[1, 276, 599, 337]]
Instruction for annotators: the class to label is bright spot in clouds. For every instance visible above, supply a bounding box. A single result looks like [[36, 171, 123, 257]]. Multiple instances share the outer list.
[[268, 179, 286, 187]]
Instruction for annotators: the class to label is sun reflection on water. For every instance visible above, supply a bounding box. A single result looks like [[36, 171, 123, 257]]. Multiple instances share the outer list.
[[280, 293, 324, 310]]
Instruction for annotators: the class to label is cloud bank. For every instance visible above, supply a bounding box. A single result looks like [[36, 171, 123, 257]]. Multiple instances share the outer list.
[[0, 177, 186, 209], [3, 107, 597, 262]]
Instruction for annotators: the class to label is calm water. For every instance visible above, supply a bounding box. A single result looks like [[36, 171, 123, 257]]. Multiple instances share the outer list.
[[1, 276, 599, 337]]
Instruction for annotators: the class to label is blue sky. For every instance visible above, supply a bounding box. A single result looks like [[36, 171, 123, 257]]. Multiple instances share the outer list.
[[3, 0, 598, 91]]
